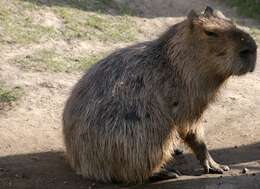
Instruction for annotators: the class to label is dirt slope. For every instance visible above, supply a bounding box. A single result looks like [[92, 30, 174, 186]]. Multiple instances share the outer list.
[[0, 0, 259, 188]]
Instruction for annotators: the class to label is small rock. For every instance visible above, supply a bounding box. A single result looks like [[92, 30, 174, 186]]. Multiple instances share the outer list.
[[242, 168, 249, 174], [229, 97, 236, 101], [39, 82, 55, 88], [252, 173, 256, 176], [63, 181, 68, 185], [14, 173, 29, 179], [234, 145, 238, 148], [21, 173, 29, 179], [31, 157, 39, 161]]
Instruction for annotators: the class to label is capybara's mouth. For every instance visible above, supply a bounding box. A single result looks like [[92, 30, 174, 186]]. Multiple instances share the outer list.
[[236, 59, 256, 75], [246, 54, 257, 73], [238, 49, 257, 75], [249, 64, 256, 72]]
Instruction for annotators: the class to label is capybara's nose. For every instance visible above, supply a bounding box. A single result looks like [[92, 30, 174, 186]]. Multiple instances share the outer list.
[[239, 44, 257, 59]]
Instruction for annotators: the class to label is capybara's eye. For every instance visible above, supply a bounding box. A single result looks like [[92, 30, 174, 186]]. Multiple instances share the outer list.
[[204, 30, 218, 37]]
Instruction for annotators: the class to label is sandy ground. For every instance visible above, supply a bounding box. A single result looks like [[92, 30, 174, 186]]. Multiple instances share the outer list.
[[0, 0, 260, 188]]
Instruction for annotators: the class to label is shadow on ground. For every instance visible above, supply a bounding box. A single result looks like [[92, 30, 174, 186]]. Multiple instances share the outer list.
[[133, 173, 260, 189], [0, 142, 259, 189]]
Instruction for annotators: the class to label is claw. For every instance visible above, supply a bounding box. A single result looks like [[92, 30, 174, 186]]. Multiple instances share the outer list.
[[221, 165, 230, 171], [203, 158, 230, 174], [208, 167, 224, 174]]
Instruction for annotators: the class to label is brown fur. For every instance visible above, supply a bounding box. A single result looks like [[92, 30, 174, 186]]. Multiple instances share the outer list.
[[63, 7, 257, 183]]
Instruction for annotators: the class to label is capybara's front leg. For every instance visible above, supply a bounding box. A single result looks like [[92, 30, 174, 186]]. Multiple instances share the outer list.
[[180, 126, 229, 174], [185, 132, 230, 174]]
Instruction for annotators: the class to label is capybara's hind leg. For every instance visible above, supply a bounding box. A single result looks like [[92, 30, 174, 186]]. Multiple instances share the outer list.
[[149, 168, 180, 182]]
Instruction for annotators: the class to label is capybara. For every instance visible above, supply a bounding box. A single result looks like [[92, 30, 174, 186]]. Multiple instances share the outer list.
[[63, 7, 257, 183]]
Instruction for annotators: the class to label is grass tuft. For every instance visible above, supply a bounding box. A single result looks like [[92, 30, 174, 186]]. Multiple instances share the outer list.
[[0, 84, 23, 104], [54, 7, 137, 42]]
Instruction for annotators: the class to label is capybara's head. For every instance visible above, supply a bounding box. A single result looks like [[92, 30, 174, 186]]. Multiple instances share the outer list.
[[179, 6, 257, 77]]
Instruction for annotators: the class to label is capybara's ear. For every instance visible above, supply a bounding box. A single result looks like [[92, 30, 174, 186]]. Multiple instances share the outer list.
[[204, 6, 214, 17], [187, 10, 199, 21], [214, 10, 230, 21]]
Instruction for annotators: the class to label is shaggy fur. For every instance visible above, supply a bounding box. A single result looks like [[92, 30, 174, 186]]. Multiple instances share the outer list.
[[63, 7, 257, 183]]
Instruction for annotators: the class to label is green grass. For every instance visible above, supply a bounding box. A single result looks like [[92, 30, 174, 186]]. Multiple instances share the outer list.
[[0, 84, 24, 104], [54, 7, 137, 42], [0, 1, 59, 44], [0, 0, 137, 45], [12, 49, 106, 72], [2, 0, 131, 73], [225, 0, 260, 20]]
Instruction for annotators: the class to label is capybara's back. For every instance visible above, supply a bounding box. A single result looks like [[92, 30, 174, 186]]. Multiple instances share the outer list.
[[63, 7, 257, 183]]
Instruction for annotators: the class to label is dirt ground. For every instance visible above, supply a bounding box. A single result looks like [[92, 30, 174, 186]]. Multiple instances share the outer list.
[[0, 0, 260, 189]]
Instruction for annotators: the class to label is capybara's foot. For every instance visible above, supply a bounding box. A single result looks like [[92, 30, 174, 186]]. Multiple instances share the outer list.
[[203, 156, 230, 174], [165, 166, 182, 176], [149, 168, 180, 182]]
